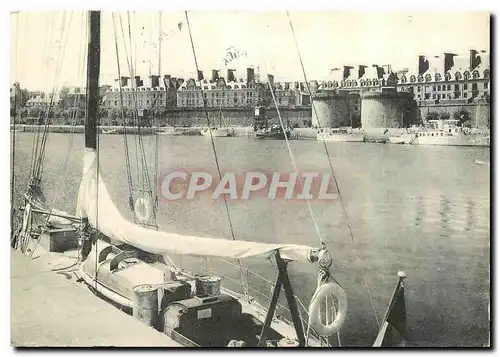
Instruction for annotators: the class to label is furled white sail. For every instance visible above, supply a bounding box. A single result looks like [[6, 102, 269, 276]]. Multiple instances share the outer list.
[[76, 149, 314, 262]]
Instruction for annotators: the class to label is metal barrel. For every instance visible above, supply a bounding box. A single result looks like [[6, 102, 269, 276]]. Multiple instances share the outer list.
[[132, 284, 159, 327]]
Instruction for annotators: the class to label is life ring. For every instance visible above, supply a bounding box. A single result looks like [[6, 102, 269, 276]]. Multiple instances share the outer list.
[[308, 281, 347, 337], [134, 197, 152, 224]]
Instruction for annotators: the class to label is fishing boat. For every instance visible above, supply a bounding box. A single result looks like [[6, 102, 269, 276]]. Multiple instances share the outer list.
[[102, 128, 118, 134], [411, 119, 490, 147], [316, 128, 365, 142], [11, 10, 408, 348], [201, 108, 235, 138], [387, 130, 417, 145], [200, 127, 234, 137], [155, 127, 181, 136], [255, 124, 292, 140]]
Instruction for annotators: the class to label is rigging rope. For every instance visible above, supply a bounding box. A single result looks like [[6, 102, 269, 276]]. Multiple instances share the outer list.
[[261, 64, 324, 244], [111, 13, 135, 215], [116, 14, 142, 212], [11, 12, 20, 241], [286, 11, 380, 328], [33, 12, 74, 183], [185, 11, 248, 297], [27, 12, 87, 258], [126, 12, 157, 227]]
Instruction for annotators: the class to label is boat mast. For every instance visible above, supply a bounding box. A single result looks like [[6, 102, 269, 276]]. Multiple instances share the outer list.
[[85, 11, 101, 150], [79, 10, 101, 262]]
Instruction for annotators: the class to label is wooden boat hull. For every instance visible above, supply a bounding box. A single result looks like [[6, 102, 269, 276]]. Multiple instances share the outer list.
[[201, 128, 233, 137], [78, 241, 320, 347], [411, 134, 489, 147], [317, 135, 365, 142], [255, 131, 292, 140]]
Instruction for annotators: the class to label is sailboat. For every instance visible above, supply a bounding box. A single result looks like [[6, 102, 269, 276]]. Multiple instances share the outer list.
[[200, 106, 234, 137], [11, 10, 408, 348]]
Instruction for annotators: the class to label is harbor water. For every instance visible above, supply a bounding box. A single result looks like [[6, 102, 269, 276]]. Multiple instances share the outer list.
[[11, 132, 490, 347]]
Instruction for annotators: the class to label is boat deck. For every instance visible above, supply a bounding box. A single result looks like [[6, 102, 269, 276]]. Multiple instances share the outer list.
[[10, 249, 180, 347]]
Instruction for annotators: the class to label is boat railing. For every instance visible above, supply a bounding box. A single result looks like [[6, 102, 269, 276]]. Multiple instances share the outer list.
[[215, 257, 328, 345]]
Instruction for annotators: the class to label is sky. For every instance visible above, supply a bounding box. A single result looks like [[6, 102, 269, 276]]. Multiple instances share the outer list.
[[9, 11, 490, 91]]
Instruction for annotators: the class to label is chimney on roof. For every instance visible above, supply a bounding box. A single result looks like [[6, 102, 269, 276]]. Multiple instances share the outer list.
[[470, 50, 482, 71], [227, 69, 236, 82], [444, 53, 457, 73], [120, 76, 129, 87], [267, 74, 274, 88], [150, 75, 160, 88], [163, 74, 171, 87], [246, 67, 255, 84], [135, 76, 142, 87], [212, 70, 219, 82]]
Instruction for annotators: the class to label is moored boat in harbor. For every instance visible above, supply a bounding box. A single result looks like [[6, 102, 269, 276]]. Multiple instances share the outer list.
[[201, 127, 234, 137], [411, 119, 489, 147], [255, 124, 292, 140], [316, 128, 365, 142]]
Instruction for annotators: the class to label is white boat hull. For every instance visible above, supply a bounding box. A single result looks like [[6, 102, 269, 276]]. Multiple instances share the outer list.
[[77, 242, 321, 347], [316, 134, 365, 142], [388, 134, 416, 145], [411, 135, 489, 147], [201, 128, 233, 137]]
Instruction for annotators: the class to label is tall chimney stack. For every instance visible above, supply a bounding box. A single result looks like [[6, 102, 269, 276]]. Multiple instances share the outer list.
[[470, 50, 482, 71], [150, 75, 160, 88], [163, 74, 171, 87], [227, 69, 236, 82], [212, 70, 219, 82], [246, 67, 255, 84], [120, 76, 129, 87], [135, 76, 142, 87], [267, 74, 275, 88]]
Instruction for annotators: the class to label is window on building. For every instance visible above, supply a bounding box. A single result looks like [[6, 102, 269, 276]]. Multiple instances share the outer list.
[[447, 85, 451, 90], [463, 83, 468, 90], [433, 85, 437, 91], [463, 92, 467, 98], [433, 94, 436, 99], [417, 86, 421, 92], [484, 82, 489, 89]]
